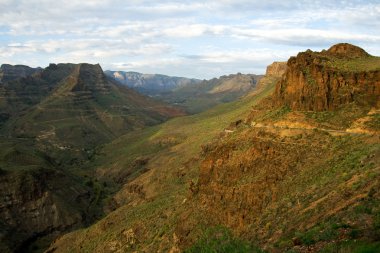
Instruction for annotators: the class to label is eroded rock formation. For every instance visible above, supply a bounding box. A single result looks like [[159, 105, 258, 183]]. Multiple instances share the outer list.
[[274, 43, 380, 111]]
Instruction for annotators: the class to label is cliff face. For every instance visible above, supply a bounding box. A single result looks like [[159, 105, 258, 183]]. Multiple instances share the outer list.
[[71, 63, 111, 93], [0, 168, 91, 252], [274, 43, 380, 111]]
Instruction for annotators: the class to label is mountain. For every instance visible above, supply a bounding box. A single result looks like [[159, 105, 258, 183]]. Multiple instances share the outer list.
[[0, 63, 185, 252], [106, 70, 263, 114], [48, 44, 379, 253], [104, 70, 201, 95], [0, 63, 184, 155]]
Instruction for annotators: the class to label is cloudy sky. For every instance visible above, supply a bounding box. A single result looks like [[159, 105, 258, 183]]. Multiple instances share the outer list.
[[1, 0, 380, 79]]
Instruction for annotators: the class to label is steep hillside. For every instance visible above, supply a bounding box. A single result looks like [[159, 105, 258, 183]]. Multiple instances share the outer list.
[[104, 71, 201, 95], [0, 136, 98, 253], [49, 44, 379, 253]]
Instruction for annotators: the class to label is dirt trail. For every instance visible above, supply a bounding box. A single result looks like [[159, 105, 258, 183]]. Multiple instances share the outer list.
[[250, 123, 371, 136]]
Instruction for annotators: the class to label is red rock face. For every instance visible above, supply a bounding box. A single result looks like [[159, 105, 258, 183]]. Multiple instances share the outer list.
[[273, 44, 380, 111]]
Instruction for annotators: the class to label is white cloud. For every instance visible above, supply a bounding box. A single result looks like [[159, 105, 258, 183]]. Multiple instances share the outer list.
[[230, 28, 380, 46], [0, 0, 379, 78]]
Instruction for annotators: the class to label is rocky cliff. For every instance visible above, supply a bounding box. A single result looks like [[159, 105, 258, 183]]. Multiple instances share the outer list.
[[273, 43, 380, 111], [0, 168, 91, 252], [265, 61, 287, 77]]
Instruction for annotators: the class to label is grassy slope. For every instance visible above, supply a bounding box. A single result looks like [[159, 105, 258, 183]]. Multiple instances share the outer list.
[[48, 74, 277, 253], [327, 55, 380, 72]]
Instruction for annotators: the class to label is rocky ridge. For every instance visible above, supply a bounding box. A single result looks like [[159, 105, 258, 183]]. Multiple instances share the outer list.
[[274, 43, 380, 111]]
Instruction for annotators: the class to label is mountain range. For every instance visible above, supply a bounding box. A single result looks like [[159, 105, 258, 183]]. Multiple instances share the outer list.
[[0, 43, 379, 253], [106, 70, 263, 113], [104, 71, 201, 94]]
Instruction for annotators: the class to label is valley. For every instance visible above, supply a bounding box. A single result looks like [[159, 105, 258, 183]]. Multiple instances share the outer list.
[[0, 43, 379, 253]]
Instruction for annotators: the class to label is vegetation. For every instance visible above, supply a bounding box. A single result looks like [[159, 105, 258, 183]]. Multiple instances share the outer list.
[[185, 227, 264, 253], [327, 55, 380, 72]]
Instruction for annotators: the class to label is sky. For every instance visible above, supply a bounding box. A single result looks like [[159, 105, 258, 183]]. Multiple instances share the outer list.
[[0, 0, 380, 79]]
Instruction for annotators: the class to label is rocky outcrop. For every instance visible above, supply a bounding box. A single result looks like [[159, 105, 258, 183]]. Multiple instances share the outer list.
[[0, 168, 91, 252], [72, 63, 111, 93], [273, 43, 380, 111], [265, 61, 287, 77], [194, 130, 322, 234]]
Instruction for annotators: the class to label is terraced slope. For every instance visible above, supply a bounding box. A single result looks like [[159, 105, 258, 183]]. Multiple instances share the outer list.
[[0, 63, 184, 162]]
